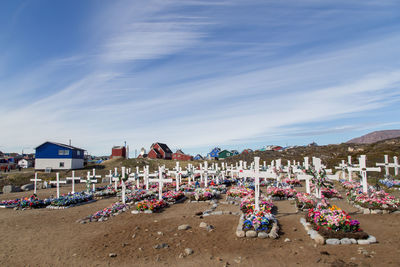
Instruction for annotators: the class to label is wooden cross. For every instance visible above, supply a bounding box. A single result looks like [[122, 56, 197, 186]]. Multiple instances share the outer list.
[[149, 166, 172, 200], [30, 173, 42, 194], [50, 173, 66, 198], [66, 171, 81, 194], [349, 155, 381, 193]]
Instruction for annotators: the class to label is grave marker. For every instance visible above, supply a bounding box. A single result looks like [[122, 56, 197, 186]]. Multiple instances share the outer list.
[[50, 173, 66, 198]]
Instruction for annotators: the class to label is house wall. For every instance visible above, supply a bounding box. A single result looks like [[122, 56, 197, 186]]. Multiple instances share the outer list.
[[35, 158, 83, 170], [172, 153, 192, 161], [112, 147, 126, 158], [147, 149, 159, 159], [36, 143, 84, 159]]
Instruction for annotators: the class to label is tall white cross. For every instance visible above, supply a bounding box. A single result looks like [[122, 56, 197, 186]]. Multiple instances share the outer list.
[[149, 167, 172, 200], [394, 156, 399, 176], [50, 173, 66, 198], [335, 160, 348, 180], [105, 170, 113, 184], [349, 155, 381, 193], [80, 171, 98, 193], [30, 173, 42, 194], [376, 155, 399, 176], [238, 157, 262, 211], [121, 179, 126, 204], [203, 161, 209, 187], [66, 171, 81, 194]]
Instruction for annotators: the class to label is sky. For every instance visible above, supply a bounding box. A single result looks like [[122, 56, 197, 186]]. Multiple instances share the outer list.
[[1, 0, 400, 157]]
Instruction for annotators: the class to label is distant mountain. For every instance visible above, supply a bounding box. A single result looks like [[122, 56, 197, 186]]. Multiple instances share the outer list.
[[346, 130, 400, 144]]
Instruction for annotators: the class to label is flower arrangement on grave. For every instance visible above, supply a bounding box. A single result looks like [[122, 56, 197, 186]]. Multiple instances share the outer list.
[[18, 195, 52, 209], [125, 190, 148, 203], [0, 198, 21, 208], [282, 178, 302, 186], [86, 201, 129, 221], [94, 186, 117, 198], [379, 179, 400, 189], [209, 184, 227, 193], [240, 195, 274, 215], [315, 186, 342, 199], [341, 181, 362, 191], [307, 168, 332, 189], [162, 190, 184, 202], [179, 184, 196, 192], [186, 188, 215, 201], [135, 199, 168, 212], [242, 210, 276, 233], [227, 186, 254, 198], [349, 190, 399, 211], [306, 206, 368, 239], [266, 186, 297, 199], [50, 192, 93, 207], [295, 193, 330, 211]]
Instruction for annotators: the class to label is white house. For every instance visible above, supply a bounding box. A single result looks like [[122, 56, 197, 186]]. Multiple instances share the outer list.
[[35, 141, 85, 170], [18, 159, 33, 168]]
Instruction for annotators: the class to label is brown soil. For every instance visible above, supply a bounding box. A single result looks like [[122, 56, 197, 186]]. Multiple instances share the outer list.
[[0, 183, 400, 266]]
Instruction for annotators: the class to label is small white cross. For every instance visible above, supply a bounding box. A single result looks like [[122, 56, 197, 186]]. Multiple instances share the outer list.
[[66, 171, 81, 194], [50, 173, 66, 198], [30, 173, 42, 194]]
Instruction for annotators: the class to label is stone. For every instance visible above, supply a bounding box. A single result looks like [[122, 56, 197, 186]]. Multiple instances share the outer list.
[[132, 234, 136, 239], [206, 225, 215, 232], [340, 238, 352, 245], [2, 185, 21, 194], [268, 231, 279, 239], [326, 238, 340, 245], [212, 204, 218, 209], [178, 224, 191, 230], [236, 230, 245, 238], [367, 235, 377, 244], [363, 209, 370, 214], [349, 238, 357, 244], [258, 232, 269, 239], [246, 230, 257, 238], [314, 235, 325, 245], [109, 253, 117, 258], [195, 211, 203, 216], [299, 218, 306, 224], [131, 210, 139, 214], [199, 222, 208, 228], [157, 231, 163, 236], [357, 240, 370, 245], [144, 210, 153, 214], [284, 238, 291, 242], [184, 248, 194, 256], [153, 243, 169, 249], [21, 184, 34, 191], [212, 211, 223, 215]]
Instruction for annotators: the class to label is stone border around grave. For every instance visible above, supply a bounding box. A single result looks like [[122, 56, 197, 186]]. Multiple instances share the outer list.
[[235, 212, 279, 239], [347, 200, 400, 214], [299, 218, 377, 245], [46, 199, 97, 210]]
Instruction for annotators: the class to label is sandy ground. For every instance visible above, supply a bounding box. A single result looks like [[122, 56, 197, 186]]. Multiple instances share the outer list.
[[0, 183, 400, 267]]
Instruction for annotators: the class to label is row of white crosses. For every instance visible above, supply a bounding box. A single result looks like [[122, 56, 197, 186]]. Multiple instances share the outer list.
[[349, 155, 381, 194], [149, 166, 172, 200]]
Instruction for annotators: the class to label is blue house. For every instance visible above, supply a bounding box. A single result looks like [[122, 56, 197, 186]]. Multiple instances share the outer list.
[[35, 141, 85, 170], [207, 147, 221, 160], [193, 154, 204, 160]]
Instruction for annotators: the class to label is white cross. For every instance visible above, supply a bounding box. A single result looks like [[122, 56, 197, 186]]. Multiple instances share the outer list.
[[105, 170, 113, 184], [238, 157, 262, 211], [203, 161, 209, 187], [376, 155, 399, 176], [80, 171, 98, 193], [335, 160, 348, 180], [149, 166, 172, 200], [394, 156, 399, 176], [121, 179, 126, 204], [50, 173, 66, 198], [349, 155, 381, 193], [30, 173, 42, 194], [66, 171, 81, 194]]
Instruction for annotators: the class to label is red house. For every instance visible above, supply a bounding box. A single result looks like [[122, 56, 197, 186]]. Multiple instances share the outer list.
[[147, 142, 173, 160], [172, 149, 192, 161], [111, 146, 126, 159]]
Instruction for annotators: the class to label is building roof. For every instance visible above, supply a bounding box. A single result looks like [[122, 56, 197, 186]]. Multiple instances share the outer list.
[[112, 146, 125, 149], [175, 149, 185, 154], [35, 141, 85, 151], [155, 143, 172, 153]]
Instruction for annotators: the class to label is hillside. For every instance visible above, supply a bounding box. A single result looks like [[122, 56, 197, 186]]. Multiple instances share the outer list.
[[347, 129, 400, 144]]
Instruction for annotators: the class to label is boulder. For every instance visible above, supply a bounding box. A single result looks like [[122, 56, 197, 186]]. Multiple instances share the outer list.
[[21, 183, 34, 191], [184, 248, 194, 256], [326, 239, 340, 245], [367, 235, 377, 244], [236, 230, 245, 238], [199, 222, 208, 228], [178, 224, 191, 230], [349, 238, 357, 244], [340, 238, 352, 245], [314, 235, 325, 245], [258, 232, 269, 239], [2, 185, 21, 194], [245, 230, 257, 238], [357, 239, 370, 245]]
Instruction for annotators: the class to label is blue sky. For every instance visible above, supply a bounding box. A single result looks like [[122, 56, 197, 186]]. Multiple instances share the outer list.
[[1, 0, 400, 156]]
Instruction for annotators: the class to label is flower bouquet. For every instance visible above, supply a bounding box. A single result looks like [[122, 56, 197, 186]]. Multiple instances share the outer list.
[[243, 210, 276, 233], [240, 195, 274, 215], [162, 190, 185, 203], [379, 179, 400, 189], [351, 190, 399, 211], [50, 192, 93, 207], [283, 178, 302, 187], [320, 187, 342, 199], [341, 181, 361, 191], [136, 199, 168, 212], [227, 186, 254, 199], [266, 186, 297, 199], [86, 201, 129, 222], [295, 192, 330, 211], [186, 188, 215, 201]]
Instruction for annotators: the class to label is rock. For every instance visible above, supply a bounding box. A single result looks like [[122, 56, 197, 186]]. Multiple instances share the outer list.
[[284, 238, 291, 242], [109, 253, 117, 258], [350, 238, 357, 244], [340, 238, 352, 245], [132, 234, 136, 239], [157, 231, 163, 236], [178, 253, 185, 259], [300, 218, 306, 224], [178, 224, 191, 230], [246, 230, 257, 238], [184, 248, 194, 256], [199, 222, 208, 228], [212, 204, 218, 209], [326, 238, 340, 245], [367, 235, 377, 244], [131, 210, 139, 214], [144, 210, 153, 214], [153, 243, 169, 249], [80, 221, 86, 224], [357, 239, 370, 245], [363, 209, 370, 214], [212, 211, 223, 215], [2, 185, 21, 194], [314, 235, 325, 245], [206, 225, 215, 232], [195, 211, 203, 216], [21, 184, 34, 191], [258, 232, 269, 239], [236, 230, 245, 238]]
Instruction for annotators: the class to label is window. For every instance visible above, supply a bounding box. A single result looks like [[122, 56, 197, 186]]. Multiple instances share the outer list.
[[64, 150, 69, 155], [77, 151, 81, 156], [58, 150, 69, 155], [59, 162, 64, 167]]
